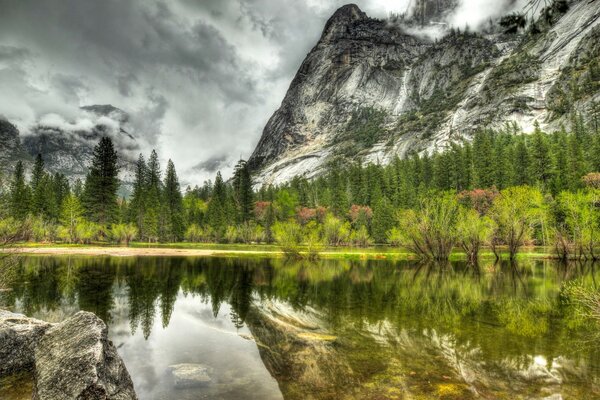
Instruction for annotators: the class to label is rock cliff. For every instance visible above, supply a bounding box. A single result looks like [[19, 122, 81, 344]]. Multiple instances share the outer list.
[[248, 1, 600, 185]]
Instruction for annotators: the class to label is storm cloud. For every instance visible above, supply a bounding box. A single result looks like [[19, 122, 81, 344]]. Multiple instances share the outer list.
[[0, 0, 523, 184]]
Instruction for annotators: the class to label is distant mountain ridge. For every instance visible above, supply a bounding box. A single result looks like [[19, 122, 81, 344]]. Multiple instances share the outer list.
[[0, 105, 139, 194], [248, 0, 600, 186]]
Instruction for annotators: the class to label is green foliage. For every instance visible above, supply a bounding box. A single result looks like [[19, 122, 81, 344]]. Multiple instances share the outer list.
[[489, 186, 546, 259], [456, 208, 495, 263], [9, 161, 30, 220], [163, 160, 185, 241], [371, 197, 395, 244], [338, 107, 387, 150], [233, 159, 254, 222], [552, 190, 600, 259], [60, 194, 83, 243], [397, 193, 461, 261], [322, 214, 351, 246], [112, 223, 138, 246], [82, 137, 120, 225], [273, 220, 304, 258]]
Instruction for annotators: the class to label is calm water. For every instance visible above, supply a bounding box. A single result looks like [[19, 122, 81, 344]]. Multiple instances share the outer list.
[[1, 256, 600, 399]]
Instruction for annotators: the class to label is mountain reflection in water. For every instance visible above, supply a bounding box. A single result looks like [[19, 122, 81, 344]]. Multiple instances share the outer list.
[[1, 256, 600, 399]]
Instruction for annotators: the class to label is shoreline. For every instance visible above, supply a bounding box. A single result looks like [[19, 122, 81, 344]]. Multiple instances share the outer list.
[[5, 245, 558, 260], [11, 246, 281, 258]]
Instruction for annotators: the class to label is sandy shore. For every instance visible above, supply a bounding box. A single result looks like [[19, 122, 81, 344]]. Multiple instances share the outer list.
[[13, 247, 281, 257]]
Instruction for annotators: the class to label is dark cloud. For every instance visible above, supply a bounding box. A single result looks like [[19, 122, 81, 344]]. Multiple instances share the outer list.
[[0, 0, 411, 182], [192, 155, 231, 174]]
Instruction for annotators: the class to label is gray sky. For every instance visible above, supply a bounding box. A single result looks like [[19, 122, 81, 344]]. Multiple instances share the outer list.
[[0, 0, 522, 184]]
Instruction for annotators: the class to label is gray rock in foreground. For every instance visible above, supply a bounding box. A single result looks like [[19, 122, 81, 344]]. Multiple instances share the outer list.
[[168, 363, 212, 389], [33, 311, 137, 400], [0, 310, 52, 377]]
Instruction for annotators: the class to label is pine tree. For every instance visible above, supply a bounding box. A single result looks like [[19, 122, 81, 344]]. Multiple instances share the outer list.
[[567, 132, 586, 191], [473, 131, 494, 188], [551, 131, 569, 194], [493, 136, 509, 189], [206, 171, 228, 240], [144, 150, 162, 242], [9, 161, 30, 220], [529, 125, 553, 188], [371, 197, 395, 244], [512, 137, 530, 186], [51, 173, 70, 221], [30, 154, 49, 218], [164, 160, 184, 241], [129, 154, 148, 238], [232, 159, 253, 222], [82, 137, 120, 225]]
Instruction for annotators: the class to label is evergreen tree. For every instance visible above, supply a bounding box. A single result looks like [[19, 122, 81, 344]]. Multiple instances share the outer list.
[[144, 150, 162, 242], [232, 159, 253, 222], [164, 160, 184, 241], [9, 161, 30, 220], [30, 154, 49, 218], [529, 126, 553, 188], [129, 154, 148, 238], [567, 132, 586, 191], [512, 137, 530, 186], [82, 137, 120, 225], [551, 131, 569, 194], [371, 197, 395, 244], [51, 173, 70, 221], [206, 171, 229, 240], [473, 131, 494, 188]]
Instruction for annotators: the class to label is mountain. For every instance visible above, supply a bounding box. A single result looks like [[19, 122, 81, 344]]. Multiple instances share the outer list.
[[1, 105, 139, 194], [0, 119, 32, 169], [248, 1, 600, 186]]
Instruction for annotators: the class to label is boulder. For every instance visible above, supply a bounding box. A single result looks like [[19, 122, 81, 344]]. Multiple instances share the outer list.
[[0, 310, 52, 377], [33, 311, 137, 400], [168, 363, 212, 389]]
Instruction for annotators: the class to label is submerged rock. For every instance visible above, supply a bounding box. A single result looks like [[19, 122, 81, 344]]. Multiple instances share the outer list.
[[33, 311, 137, 400], [168, 363, 213, 389], [0, 310, 52, 377]]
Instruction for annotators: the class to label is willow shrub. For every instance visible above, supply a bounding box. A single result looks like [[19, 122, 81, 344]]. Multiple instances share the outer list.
[[456, 208, 495, 263], [397, 193, 460, 261], [489, 186, 546, 259], [273, 221, 304, 258]]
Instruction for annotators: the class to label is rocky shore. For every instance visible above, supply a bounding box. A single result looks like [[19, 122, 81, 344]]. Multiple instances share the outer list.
[[0, 310, 137, 400]]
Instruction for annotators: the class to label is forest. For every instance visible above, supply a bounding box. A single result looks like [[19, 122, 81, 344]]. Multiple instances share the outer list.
[[1, 116, 600, 262]]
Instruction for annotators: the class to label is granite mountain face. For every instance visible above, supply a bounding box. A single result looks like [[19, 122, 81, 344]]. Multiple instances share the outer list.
[[248, 1, 600, 186]]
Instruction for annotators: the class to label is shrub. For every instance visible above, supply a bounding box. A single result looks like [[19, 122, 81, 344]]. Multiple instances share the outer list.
[[273, 221, 303, 258], [75, 220, 101, 244], [351, 226, 373, 247], [238, 221, 264, 244], [489, 186, 546, 259], [224, 225, 239, 244], [397, 194, 460, 261], [112, 223, 138, 246], [0, 217, 21, 243], [456, 208, 495, 263], [304, 221, 324, 259], [185, 224, 204, 242], [323, 215, 351, 246]]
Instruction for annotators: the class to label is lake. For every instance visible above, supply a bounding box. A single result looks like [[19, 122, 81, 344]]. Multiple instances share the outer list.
[[1, 256, 599, 399]]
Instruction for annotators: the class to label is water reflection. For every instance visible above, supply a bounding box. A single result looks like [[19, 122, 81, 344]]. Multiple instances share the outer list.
[[2, 256, 600, 399]]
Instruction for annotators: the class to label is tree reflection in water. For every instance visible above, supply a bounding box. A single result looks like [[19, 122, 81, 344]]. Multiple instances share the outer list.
[[2, 256, 600, 399]]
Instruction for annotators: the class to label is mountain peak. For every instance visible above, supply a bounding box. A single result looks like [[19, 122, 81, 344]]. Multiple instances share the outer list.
[[81, 104, 129, 123], [321, 4, 368, 41]]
